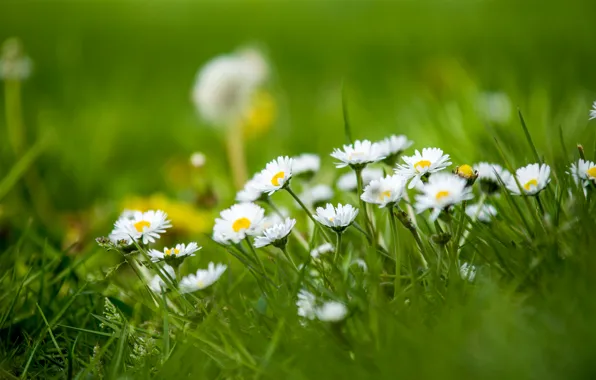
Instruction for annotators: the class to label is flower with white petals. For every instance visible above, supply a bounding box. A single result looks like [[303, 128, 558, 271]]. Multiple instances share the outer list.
[[507, 163, 551, 196], [361, 174, 406, 208], [314, 203, 359, 232], [296, 290, 317, 320], [569, 159, 596, 187], [292, 154, 321, 177], [179, 263, 227, 293], [315, 301, 348, 322], [474, 162, 512, 194], [252, 156, 293, 195], [236, 178, 264, 203], [213, 203, 265, 244], [330, 140, 385, 168], [336, 167, 384, 192], [590, 101, 596, 121], [415, 173, 474, 221], [465, 203, 497, 223], [300, 184, 334, 207], [254, 218, 296, 248], [148, 265, 176, 293], [460, 263, 477, 282], [0, 38, 32, 81], [377, 135, 413, 163], [396, 148, 452, 189], [477, 92, 512, 124], [310, 243, 334, 259], [148, 242, 201, 263], [110, 210, 172, 245], [190, 152, 206, 168]]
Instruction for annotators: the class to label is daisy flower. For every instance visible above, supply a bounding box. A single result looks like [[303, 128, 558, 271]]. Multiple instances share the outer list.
[[314, 203, 359, 232], [315, 301, 348, 322], [506, 163, 551, 196], [460, 263, 477, 282], [377, 135, 413, 164], [361, 174, 406, 208], [396, 148, 452, 189], [454, 164, 478, 182], [465, 203, 497, 223], [296, 290, 317, 320], [590, 101, 596, 121], [148, 242, 201, 263], [213, 203, 265, 244], [330, 139, 386, 169], [0, 38, 32, 81], [148, 265, 176, 293], [235, 178, 264, 203], [473, 162, 512, 194], [291, 153, 321, 177], [300, 184, 334, 208], [569, 159, 596, 187], [252, 156, 293, 195], [179, 262, 227, 293], [254, 218, 296, 248], [110, 210, 172, 245], [310, 243, 334, 259], [336, 167, 384, 192], [414, 173, 474, 221]]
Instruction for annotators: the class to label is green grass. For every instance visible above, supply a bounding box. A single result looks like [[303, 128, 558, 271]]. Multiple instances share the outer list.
[[2, 1, 596, 378]]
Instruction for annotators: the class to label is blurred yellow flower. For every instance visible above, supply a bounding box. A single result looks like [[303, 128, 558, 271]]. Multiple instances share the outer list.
[[242, 89, 277, 139]]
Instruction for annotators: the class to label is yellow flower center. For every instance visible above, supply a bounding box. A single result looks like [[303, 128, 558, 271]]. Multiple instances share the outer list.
[[197, 280, 205, 288], [232, 217, 251, 232], [435, 190, 450, 200], [271, 171, 285, 186], [134, 220, 150, 232], [165, 248, 180, 256], [456, 164, 475, 179], [414, 160, 431, 172], [587, 167, 596, 179], [378, 190, 392, 200], [523, 179, 538, 191], [348, 152, 364, 160]]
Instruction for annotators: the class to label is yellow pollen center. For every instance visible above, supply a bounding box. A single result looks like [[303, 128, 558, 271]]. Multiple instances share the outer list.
[[523, 179, 538, 191], [232, 217, 251, 232], [414, 160, 431, 172], [587, 167, 596, 179], [435, 190, 450, 200], [457, 164, 474, 178], [379, 190, 392, 200], [165, 248, 180, 256], [271, 171, 285, 186], [134, 220, 150, 232], [197, 280, 205, 288]]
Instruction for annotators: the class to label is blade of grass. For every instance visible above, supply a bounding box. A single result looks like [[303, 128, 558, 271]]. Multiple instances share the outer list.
[[518, 109, 541, 163], [0, 140, 45, 202]]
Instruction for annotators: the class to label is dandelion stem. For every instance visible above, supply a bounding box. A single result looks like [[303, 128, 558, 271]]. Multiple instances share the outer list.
[[388, 206, 401, 296]]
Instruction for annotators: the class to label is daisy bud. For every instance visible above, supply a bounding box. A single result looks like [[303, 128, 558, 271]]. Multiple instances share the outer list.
[[454, 164, 478, 186]]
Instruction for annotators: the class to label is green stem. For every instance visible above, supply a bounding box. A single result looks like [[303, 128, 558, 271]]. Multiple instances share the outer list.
[[245, 238, 270, 292], [285, 186, 331, 242], [267, 198, 309, 251], [388, 206, 401, 296], [355, 167, 375, 244], [280, 245, 298, 272], [5, 80, 25, 156], [334, 232, 342, 265], [535, 193, 545, 216]]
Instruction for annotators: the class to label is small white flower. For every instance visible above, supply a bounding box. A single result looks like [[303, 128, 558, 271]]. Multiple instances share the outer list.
[[507, 163, 551, 196], [190, 152, 206, 168], [315, 301, 348, 322], [460, 262, 477, 282], [252, 156, 293, 195], [330, 140, 386, 168], [477, 92, 512, 124], [236, 177, 264, 203], [254, 218, 296, 248], [148, 242, 201, 262], [291, 154, 321, 176], [465, 203, 497, 223], [300, 184, 334, 207], [336, 167, 384, 192], [296, 290, 317, 320], [179, 262, 227, 293], [314, 203, 359, 231], [376, 135, 413, 159], [361, 174, 406, 208], [415, 173, 474, 221], [148, 265, 176, 293], [351, 259, 368, 272], [213, 203, 265, 244], [474, 162, 512, 192], [590, 101, 596, 121], [310, 243, 334, 259], [569, 159, 596, 187], [110, 210, 172, 245], [0, 38, 32, 80], [396, 148, 452, 189]]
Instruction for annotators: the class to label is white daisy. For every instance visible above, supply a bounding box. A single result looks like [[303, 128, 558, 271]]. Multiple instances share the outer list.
[[310, 243, 334, 259], [148, 265, 176, 293], [460, 263, 477, 282], [473, 162, 512, 193], [190, 152, 206, 168], [396, 148, 452, 189], [361, 174, 406, 208], [569, 159, 596, 187], [315, 301, 348, 322], [148, 242, 201, 263], [376, 135, 413, 161], [351, 259, 368, 272], [330, 140, 386, 168], [296, 290, 317, 320], [291, 154, 321, 177], [590, 101, 596, 121], [0, 38, 32, 81], [313, 203, 359, 232], [235, 178, 264, 203], [213, 203, 265, 244], [252, 156, 293, 195], [179, 262, 227, 293], [506, 163, 551, 196], [336, 167, 384, 192], [300, 184, 334, 207], [254, 218, 296, 248], [465, 203, 497, 223], [415, 173, 474, 221], [109, 210, 172, 245]]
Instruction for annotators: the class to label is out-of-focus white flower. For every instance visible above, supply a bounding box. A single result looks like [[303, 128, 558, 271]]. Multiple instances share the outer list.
[[376, 135, 413, 161], [300, 184, 334, 207], [292, 154, 320, 177], [148, 242, 201, 263], [190, 152, 206, 168], [314, 203, 359, 232], [336, 167, 384, 192], [252, 156, 293, 195], [330, 140, 386, 168], [569, 159, 596, 187], [192, 47, 268, 127], [460, 262, 477, 282], [213, 203, 265, 244], [310, 243, 334, 259], [296, 289, 317, 320], [361, 174, 406, 208], [474, 162, 512, 193], [465, 203, 497, 223], [254, 218, 296, 248], [0, 38, 32, 81], [236, 177, 264, 203], [507, 163, 551, 196], [179, 263, 227, 293], [415, 173, 474, 221], [396, 148, 452, 189], [110, 210, 172, 245], [476, 92, 512, 124], [589, 101, 596, 121], [148, 265, 176, 293], [351, 259, 368, 272], [315, 301, 348, 322]]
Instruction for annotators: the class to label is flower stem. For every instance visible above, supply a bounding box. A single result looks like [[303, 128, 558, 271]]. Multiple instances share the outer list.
[[280, 245, 298, 272], [285, 186, 331, 242], [245, 237, 270, 291], [394, 208, 429, 269], [225, 122, 248, 190], [388, 206, 401, 296], [535, 193, 545, 216], [334, 232, 342, 265], [355, 167, 375, 245]]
